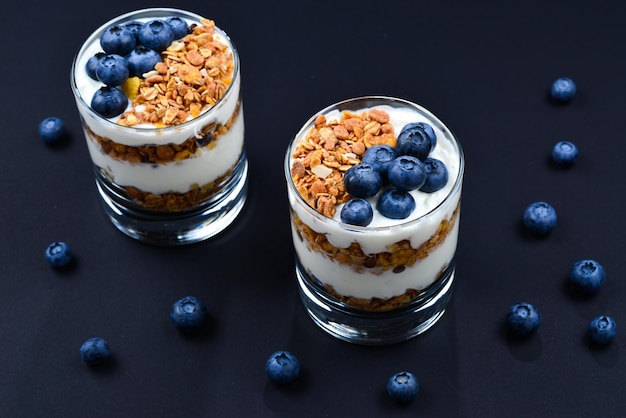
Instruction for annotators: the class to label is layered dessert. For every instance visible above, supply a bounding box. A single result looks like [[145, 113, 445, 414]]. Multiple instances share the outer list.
[[286, 98, 463, 312], [71, 9, 244, 213]]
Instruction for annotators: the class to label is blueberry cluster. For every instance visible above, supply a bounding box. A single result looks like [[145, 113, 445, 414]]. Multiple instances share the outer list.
[[85, 16, 190, 118], [340, 122, 449, 226]]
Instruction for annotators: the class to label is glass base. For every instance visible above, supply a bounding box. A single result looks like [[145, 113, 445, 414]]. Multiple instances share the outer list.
[[296, 259, 455, 345], [96, 155, 248, 246]]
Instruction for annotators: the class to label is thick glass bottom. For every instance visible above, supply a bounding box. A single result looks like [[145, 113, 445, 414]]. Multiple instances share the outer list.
[[95, 155, 248, 246], [296, 258, 455, 345]]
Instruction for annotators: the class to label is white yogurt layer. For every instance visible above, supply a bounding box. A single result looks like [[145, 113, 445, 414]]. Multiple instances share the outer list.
[[288, 103, 463, 300], [72, 12, 244, 194]]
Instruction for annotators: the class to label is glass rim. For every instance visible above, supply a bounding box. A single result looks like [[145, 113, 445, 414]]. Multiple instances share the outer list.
[[69, 7, 240, 133], [284, 95, 465, 233]]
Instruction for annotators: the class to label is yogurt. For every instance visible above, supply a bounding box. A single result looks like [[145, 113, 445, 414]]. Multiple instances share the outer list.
[[71, 9, 244, 210], [286, 97, 464, 306]]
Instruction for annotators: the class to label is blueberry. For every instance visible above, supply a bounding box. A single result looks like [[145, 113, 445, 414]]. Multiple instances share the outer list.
[[377, 189, 416, 220], [402, 121, 437, 149], [396, 123, 433, 160], [505, 302, 541, 336], [265, 351, 300, 384], [568, 259, 605, 295], [551, 77, 577, 102], [124, 21, 144, 41], [588, 315, 617, 345], [170, 296, 207, 330], [387, 156, 426, 191], [420, 158, 449, 193], [100, 25, 136, 56], [523, 201, 557, 235], [86, 52, 106, 81], [138, 19, 175, 52], [386, 371, 419, 402], [344, 164, 383, 198], [38, 117, 66, 144], [166, 16, 190, 39], [361, 145, 397, 181], [126, 46, 163, 77], [95, 54, 129, 87], [80, 337, 110, 366], [91, 86, 128, 118], [340, 198, 373, 226], [44, 241, 72, 267], [551, 141, 578, 166]]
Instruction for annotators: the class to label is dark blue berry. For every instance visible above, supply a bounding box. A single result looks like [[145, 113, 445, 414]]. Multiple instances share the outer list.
[[166, 16, 190, 39], [551, 77, 576, 102], [344, 164, 382, 198], [86, 52, 106, 81], [95, 54, 129, 86], [420, 158, 448, 193], [377, 189, 416, 219], [38, 117, 66, 144], [505, 302, 541, 336], [396, 123, 433, 160], [387, 371, 419, 402], [80, 337, 110, 365], [569, 259, 605, 295], [588, 315, 617, 344], [523, 201, 557, 235], [44, 241, 72, 267], [387, 156, 426, 191], [340, 198, 373, 226], [91, 86, 128, 118], [126, 46, 163, 77], [402, 121, 437, 149], [265, 351, 300, 384], [124, 21, 144, 41], [170, 296, 207, 330], [361, 145, 397, 182], [100, 25, 136, 56], [552, 141, 578, 166], [138, 19, 175, 52]]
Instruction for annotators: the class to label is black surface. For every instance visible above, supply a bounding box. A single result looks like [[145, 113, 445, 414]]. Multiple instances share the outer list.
[[2, 1, 626, 417]]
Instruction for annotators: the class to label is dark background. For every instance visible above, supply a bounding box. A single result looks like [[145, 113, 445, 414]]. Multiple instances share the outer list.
[[2, 0, 626, 416]]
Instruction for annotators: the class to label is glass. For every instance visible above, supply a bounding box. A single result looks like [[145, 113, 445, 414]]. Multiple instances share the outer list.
[[70, 8, 247, 245], [284, 96, 464, 345]]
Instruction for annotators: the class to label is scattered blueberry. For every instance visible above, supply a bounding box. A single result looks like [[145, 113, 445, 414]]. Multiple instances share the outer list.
[[86, 52, 106, 81], [551, 77, 577, 102], [551, 141, 578, 166], [80, 337, 111, 366], [386, 371, 419, 402], [123, 21, 144, 41], [387, 156, 427, 191], [588, 315, 617, 345], [377, 189, 416, 220], [568, 259, 605, 295], [44, 241, 72, 267], [340, 198, 374, 226], [95, 54, 129, 87], [523, 201, 557, 235], [265, 351, 300, 384], [396, 123, 433, 160], [361, 145, 398, 182], [91, 86, 129, 118], [100, 25, 136, 56], [420, 158, 449, 193], [126, 46, 163, 77], [138, 19, 175, 52], [166, 16, 190, 39], [505, 302, 541, 336], [38, 117, 67, 144], [344, 164, 383, 198], [170, 296, 207, 330]]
